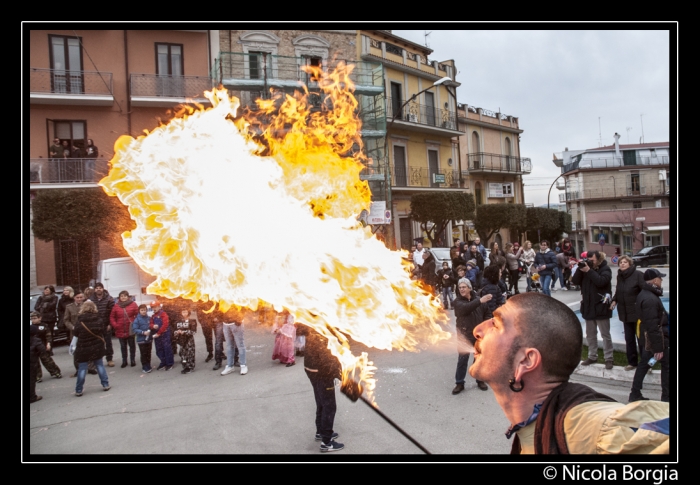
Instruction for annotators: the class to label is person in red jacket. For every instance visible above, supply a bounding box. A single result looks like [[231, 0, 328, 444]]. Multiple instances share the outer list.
[[110, 291, 139, 368], [150, 300, 174, 370]]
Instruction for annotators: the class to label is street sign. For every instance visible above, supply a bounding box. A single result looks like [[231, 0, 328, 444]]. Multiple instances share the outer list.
[[433, 173, 446, 184], [636, 217, 646, 221], [368, 201, 389, 224], [611, 256, 619, 265], [599, 233, 605, 247]]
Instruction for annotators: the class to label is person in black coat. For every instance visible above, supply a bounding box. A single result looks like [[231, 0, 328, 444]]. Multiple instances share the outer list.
[[611, 255, 646, 370], [57, 286, 74, 332], [437, 261, 456, 310], [572, 250, 614, 369], [452, 278, 493, 394], [480, 264, 506, 315], [30, 311, 62, 380], [89, 282, 115, 366], [630, 269, 670, 403], [34, 285, 58, 343], [72, 300, 111, 396], [29, 324, 47, 403], [420, 251, 437, 294], [297, 324, 344, 452]]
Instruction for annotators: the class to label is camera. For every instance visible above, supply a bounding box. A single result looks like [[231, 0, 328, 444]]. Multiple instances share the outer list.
[[577, 259, 589, 269]]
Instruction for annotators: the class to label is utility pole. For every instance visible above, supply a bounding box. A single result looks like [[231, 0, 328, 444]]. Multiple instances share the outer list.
[[598, 117, 603, 147], [640, 114, 645, 144]]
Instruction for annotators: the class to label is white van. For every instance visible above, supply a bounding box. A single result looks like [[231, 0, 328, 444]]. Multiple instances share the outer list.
[[93, 257, 158, 307]]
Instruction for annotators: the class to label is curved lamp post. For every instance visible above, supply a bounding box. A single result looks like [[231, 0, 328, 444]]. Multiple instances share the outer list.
[[547, 174, 567, 209], [383, 76, 454, 248]]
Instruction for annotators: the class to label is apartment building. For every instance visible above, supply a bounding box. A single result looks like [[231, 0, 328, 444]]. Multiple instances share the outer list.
[[358, 30, 463, 249], [28, 29, 216, 289], [456, 103, 531, 246], [553, 133, 670, 257]]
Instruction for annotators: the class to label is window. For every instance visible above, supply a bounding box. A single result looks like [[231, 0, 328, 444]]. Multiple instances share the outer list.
[[424, 91, 436, 126], [248, 51, 272, 80], [49, 35, 83, 93], [393, 145, 407, 187], [390, 82, 402, 120], [302, 56, 322, 82], [633, 201, 642, 209], [54, 120, 86, 154], [502, 183, 513, 196], [475, 182, 483, 205], [627, 172, 641, 195], [156, 43, 183, 97], [650, 149, 657, 158], [156, 43, 183, 76], [471, 131, 480, 169], [504, 137, 512, 171]]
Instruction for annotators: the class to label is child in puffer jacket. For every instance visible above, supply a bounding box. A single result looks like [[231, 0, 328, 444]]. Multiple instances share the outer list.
[[465, 260, 480, 290], [132, 304, 153, 373]]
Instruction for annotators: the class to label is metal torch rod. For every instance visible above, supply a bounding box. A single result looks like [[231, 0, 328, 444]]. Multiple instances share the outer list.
[[359, 395, 431, 454]]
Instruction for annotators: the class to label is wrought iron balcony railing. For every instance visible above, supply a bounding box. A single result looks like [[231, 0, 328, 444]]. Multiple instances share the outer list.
[[130, 74, 214, 99], [391, 165, 463, 188], [29, 158, 108, 184], [30, 68, 113, 95], [561, 156, 669, 174], [214, 53, 384, 94], [386, 97, 459, 131], [466, 152, 532, 174]]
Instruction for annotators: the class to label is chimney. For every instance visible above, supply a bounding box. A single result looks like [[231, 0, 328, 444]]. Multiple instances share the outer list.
[[613, 133, 621, 158]]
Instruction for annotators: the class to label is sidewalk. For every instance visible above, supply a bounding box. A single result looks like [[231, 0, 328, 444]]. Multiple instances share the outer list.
[[560, 264, 669, 384]]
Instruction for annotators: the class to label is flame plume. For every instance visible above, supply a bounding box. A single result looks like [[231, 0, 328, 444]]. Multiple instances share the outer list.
[[100, 63, 451, 402]]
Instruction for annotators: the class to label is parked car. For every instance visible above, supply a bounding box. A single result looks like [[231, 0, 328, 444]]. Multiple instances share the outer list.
[[29, 287, 69, 345], [426, 247, 452, 275], [632, 245, 669, 267]]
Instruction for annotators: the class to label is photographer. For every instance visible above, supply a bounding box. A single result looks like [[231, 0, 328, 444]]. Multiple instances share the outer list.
[[572, 250, 614, 369]]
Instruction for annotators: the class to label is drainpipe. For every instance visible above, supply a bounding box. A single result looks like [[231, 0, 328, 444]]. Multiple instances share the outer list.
[[124, 30, 132, 137]]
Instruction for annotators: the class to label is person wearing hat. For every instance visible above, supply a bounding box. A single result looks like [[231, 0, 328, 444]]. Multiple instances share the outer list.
[[89, 282, 115, 366], [30, 311, 62, 381], [464, 259, 479, 291], [630, 269, 670, 403], [452, 277, 492, 394], [149, 300, 175, 371]]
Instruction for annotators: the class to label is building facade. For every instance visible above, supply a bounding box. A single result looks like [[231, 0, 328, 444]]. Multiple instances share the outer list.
[[358, 30, 463, 250], [456, 102, 531, 247], [553, 134, 670, 258], [28, 29, 216, 289]]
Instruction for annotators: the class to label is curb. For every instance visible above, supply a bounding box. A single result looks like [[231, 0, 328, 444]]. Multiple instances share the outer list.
[[573, 363, 661, 384]]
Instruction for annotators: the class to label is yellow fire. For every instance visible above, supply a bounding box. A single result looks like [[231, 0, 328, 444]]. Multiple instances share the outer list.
[[100, 63, 451, 402]]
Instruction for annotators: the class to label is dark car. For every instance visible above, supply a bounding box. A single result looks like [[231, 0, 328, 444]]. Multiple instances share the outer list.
[[631, 245, 669, 267], [30, 288, 69, 345]]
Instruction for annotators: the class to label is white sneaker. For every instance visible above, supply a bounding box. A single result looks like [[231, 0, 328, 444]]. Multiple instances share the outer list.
[[221, 365, 235, 376], [560, 287, 568, 291], [240, 365, 248, 375]]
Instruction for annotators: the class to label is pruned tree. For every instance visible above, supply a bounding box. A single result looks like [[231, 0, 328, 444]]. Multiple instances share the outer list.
[[31, 188, 135, 248], [523, 207, 571, 244], [410, 192, 476, 246], [474, 203, 527, 243]]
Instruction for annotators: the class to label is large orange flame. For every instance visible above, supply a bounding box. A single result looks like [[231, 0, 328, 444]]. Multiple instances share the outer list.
[[100, 63, 451, 402]]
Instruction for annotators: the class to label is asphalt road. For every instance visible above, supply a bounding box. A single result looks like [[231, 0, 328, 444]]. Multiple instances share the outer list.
[[27, 267, 669, 459]]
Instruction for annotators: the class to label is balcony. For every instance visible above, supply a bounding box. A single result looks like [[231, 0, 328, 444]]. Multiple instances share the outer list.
[[562, 185, 667, 201], [130, 74, 213, 107], [29, 158, 109, 185], [30, 68, 114, 106], [391, 165, 465, 189], [561, 156, 669, 174], [466, 152, 532, 174], [386, 97, 462, 136]]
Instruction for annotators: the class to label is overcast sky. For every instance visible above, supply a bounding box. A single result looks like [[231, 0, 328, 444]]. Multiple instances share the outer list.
[[392, 29, 672, 207]]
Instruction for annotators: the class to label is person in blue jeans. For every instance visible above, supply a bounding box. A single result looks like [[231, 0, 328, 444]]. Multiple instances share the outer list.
[[150, 301, 174, 370], [132, 304, 153, 373], [534, 240, 558, 297], [71, 300, 111, 396], [220, 306, 248, 376]]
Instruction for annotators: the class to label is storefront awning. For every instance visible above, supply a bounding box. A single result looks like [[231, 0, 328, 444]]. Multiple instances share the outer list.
[[647, 225, 670, 231]]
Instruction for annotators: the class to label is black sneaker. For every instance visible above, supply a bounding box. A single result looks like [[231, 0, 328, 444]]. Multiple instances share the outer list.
[[452, 383, 464, 395], [320, 440, 344, 452], [121, 362, 128, 368], [165, 365, 173, 371], [476, 380, 488, 391], [156, 363, 166, 371], [205, 352, 213, 363], [181, 368, 193, 374], [629, 391, 649, 403], [315, 432, 339, 442], [212, 363, 222, 371]]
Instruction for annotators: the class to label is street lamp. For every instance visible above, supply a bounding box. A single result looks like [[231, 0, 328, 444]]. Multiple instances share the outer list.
[[547, 174, 566, 209], [383, 76, 454, 248]]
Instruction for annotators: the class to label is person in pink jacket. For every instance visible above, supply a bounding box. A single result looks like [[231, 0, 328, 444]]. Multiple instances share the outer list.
[[110, 291, 139, 368]]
